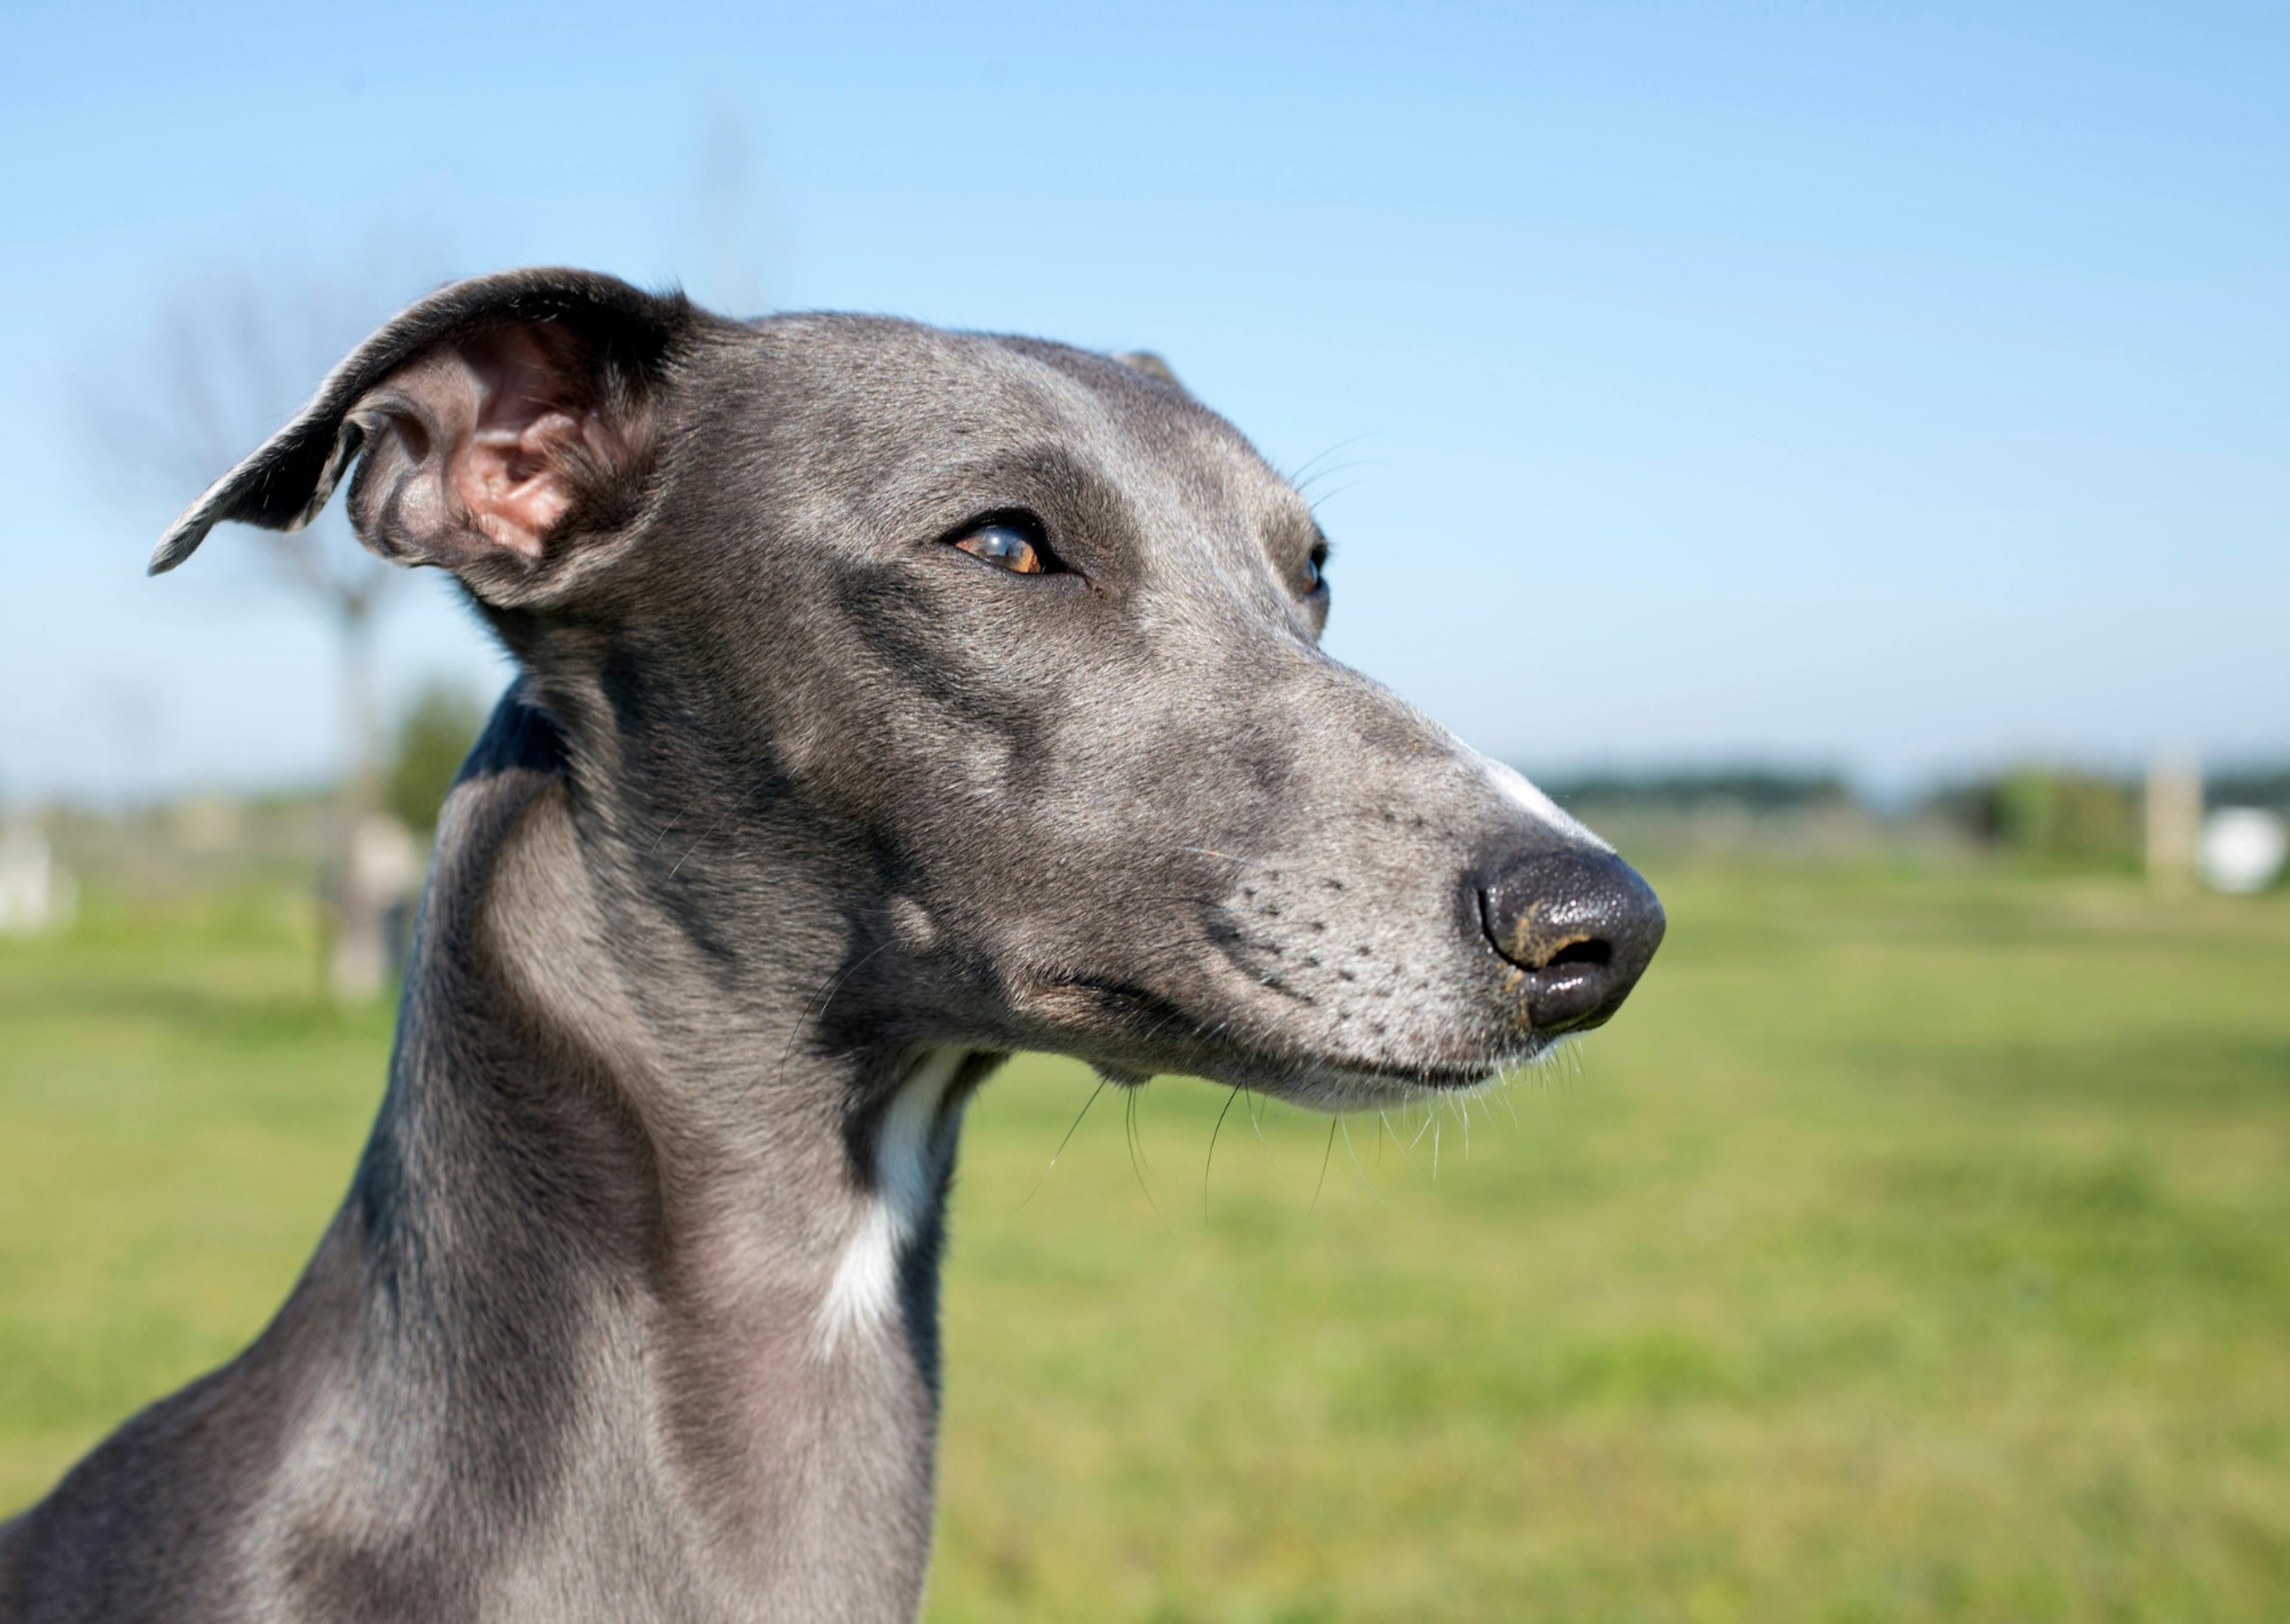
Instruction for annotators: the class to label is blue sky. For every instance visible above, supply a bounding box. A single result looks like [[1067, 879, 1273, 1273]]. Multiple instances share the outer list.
[[4, 1, 2283, 799]]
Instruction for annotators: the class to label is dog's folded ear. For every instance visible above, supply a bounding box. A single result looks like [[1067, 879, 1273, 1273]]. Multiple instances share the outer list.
[[150, 268, 691, 600]]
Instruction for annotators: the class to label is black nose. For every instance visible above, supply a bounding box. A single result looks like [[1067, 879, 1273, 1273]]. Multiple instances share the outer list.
[[1478, 848, 1666, 1033]]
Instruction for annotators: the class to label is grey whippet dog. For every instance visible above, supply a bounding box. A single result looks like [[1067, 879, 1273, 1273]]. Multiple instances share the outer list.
[[0, 268, 1663, 1622]]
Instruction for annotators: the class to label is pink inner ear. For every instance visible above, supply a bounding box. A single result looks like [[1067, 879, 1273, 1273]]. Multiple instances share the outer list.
[[462, 414, 582, 557], [453, 328, 604, 560]]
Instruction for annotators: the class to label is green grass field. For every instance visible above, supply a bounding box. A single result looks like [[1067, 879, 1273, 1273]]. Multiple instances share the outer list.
[[3, 861, 2286, 1620]]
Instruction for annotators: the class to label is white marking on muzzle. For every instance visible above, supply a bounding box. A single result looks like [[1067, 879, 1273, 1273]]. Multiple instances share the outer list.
[[1375, 685, 1606, 851], [815, 1046, 968, 1356], [1481, 756, 1608, 850]]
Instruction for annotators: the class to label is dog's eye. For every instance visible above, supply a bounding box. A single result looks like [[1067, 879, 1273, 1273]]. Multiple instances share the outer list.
[[1304, 540, 1330, 596], [953, 522, 1045, 575]]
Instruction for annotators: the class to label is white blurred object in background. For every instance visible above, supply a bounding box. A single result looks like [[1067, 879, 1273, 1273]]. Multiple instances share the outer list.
[[2199, 808, 2288, 895], [0, 816, 77, 935]]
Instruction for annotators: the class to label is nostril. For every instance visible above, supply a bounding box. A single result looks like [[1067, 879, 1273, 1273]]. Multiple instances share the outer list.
[[1541, 937, 1611, 971]]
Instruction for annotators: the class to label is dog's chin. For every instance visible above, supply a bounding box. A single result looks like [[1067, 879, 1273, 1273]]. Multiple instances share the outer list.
[[1013, 966, 1559, 1112], [1073, 1028, 1563, 1115], [1196, 1036, 1562, 1113]]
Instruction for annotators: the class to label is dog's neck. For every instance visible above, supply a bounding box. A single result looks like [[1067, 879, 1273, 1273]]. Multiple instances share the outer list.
[[267, 696, 975, 1622]]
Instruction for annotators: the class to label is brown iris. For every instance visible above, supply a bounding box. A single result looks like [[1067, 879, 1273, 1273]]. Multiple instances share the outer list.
[[953, 522, 1044, 574]]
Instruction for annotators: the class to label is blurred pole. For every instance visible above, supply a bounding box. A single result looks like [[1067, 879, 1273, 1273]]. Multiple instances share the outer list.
[[328, 591, 392, 1001], [342, 594, 380, 813], [2144, 757, 2201, 894], [688, 101, 779, 318]]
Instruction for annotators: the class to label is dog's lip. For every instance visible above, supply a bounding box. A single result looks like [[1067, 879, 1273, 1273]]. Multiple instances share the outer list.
[[1015, 964, 1540, 1093], [1257, 1037, 1559, 1092]]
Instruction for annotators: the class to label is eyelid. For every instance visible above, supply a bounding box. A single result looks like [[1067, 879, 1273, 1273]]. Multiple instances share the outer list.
[[943, 508, 1048, 546]]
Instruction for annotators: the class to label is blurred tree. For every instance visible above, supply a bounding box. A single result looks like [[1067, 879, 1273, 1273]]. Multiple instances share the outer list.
[[1932, 767, 2140, 864], [2208, 763, 2290, 816], [86, 239, 451, 997], [387, 683, 490, 835], [2000, 769, 2138, 860], [1536, 767, 1853, 816]]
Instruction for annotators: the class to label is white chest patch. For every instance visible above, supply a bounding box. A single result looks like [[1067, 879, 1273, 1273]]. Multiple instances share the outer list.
[[815, 1046, 968, 1355]]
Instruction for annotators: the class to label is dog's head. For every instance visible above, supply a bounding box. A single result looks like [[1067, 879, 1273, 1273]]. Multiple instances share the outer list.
[[158, 269, 1661, 1108]]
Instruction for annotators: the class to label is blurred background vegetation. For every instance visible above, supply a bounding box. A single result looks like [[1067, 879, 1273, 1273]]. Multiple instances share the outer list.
[[383, 681, 491, 837], [4, 736, 2286, 1621]]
